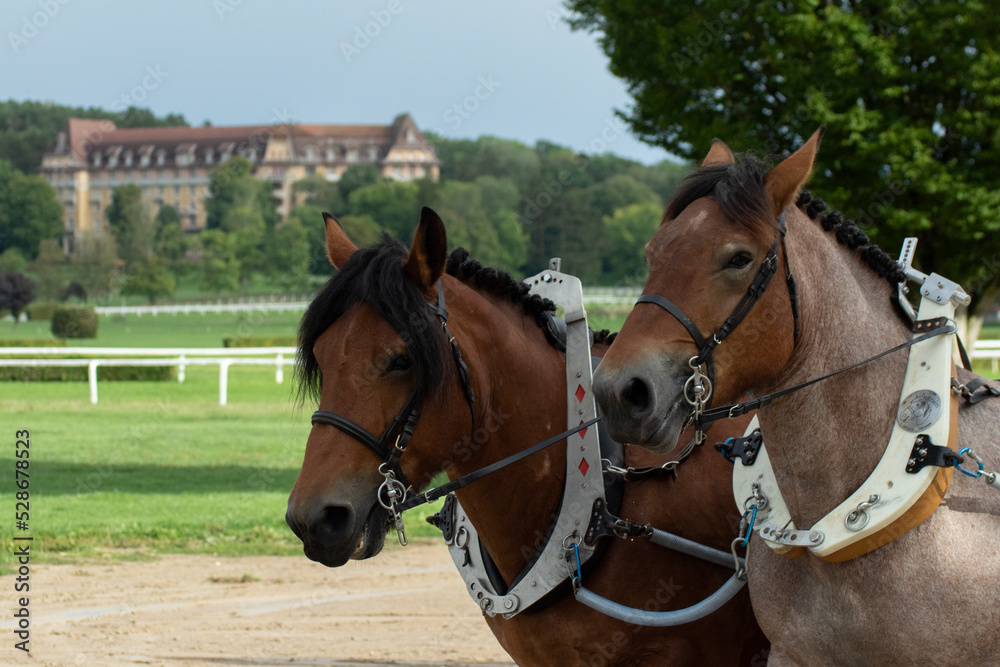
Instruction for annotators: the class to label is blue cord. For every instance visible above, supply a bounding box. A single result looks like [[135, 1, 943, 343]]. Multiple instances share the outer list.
[[721, 438, 736, 464], [955, 447, 983, 478], [741, 504, 757, 547], [572, 543, 582, 582]]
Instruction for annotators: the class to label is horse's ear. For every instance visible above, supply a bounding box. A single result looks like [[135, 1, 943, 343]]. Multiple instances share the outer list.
[[702, 138, 735, 166], [323, 212, 357, 270], [403, 207, 448, 295], [765, 126, 826, 214]]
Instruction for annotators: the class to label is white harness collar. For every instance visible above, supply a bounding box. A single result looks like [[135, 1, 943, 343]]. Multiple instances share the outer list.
[[732, 238, 971, 561]]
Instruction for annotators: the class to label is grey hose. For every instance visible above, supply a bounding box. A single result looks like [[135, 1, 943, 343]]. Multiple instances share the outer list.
[[575, 575, 746, 627]]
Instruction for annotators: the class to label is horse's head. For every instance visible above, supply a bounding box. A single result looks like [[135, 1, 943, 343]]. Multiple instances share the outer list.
[[593, 129, 824, 454], [286, 207, 475, 567]]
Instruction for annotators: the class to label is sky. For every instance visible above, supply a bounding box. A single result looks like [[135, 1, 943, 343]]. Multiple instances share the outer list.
[[1, 0, 675, 165]]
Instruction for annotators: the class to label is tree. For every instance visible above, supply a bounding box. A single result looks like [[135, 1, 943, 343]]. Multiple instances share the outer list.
[[602, 202, 663, 284], [294, 174, 344, 214], [0, 272, 36, 326], [0, 248, 27, 274], [567, 0, 1000, 335], [106, 184, 154, 267], [337, 164, 380, 202], [0, 160, 63, 259], [267, 217, 310, 291], [338, 215, 383, 249], [587, 174, 661, 219], [197, 230, 240, 293], [28, 238, 69, 300], [69, 231, 119, 300], [347, 180, 419, 239], [0, 99, 186, 174], [122, 257, 175, 304], [154, 207, 188, 268], [204, 157, 278, 231]]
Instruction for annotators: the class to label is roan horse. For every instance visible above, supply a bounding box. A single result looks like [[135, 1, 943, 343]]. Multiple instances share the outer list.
[[286, 208, 769, 665], [593, 130, 1000, 665]]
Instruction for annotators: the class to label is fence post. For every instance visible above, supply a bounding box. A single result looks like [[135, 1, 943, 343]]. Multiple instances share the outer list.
[[276, 353, 284, 384], [219, 360, 230, 406], [178, 354, 186, 383], [88, 361, 99, 404]]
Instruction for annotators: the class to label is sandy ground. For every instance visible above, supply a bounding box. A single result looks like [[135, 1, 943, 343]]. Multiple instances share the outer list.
[[2, 543, 516, 667]]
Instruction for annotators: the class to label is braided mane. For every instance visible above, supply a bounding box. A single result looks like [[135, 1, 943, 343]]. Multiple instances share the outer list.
[[794, 190, 906, 286]]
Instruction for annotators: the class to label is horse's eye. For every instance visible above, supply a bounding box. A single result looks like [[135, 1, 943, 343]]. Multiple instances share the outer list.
[[725, 253, 753, 270], [387, 354, 412, 372]]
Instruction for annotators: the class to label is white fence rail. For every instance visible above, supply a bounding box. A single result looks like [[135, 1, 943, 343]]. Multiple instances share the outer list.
[[0, 347, 295, 405], [6, 336, 1000, 405], [92, 289, 643, 316]]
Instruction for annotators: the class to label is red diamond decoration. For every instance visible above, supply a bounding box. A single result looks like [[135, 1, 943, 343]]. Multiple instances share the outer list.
[[578, 419, 588, 439], [575, 384, 586, 402], [579, 457, 590, 475]]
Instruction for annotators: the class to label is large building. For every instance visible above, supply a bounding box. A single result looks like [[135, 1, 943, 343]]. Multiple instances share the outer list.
[[40, 114, 439, 246]]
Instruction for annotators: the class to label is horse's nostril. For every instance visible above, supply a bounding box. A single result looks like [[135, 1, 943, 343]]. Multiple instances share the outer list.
[[315, 503, 354, 542], [622, 377, 651, 412]]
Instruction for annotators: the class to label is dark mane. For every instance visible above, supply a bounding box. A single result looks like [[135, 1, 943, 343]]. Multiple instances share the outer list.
[[445, 248, 559, 334], [794, 190, 905, 285], [665, 153, 905, 286], [663, 155, 775, 235], [296, 237, 447, 402], [296, 243, 600, 402]]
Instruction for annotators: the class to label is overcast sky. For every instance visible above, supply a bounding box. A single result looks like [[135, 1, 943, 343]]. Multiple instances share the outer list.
[[2, 0, 675, 165]]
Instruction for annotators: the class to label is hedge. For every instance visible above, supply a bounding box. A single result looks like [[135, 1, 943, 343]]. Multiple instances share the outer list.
[[0, 339, 67, 347], [51, 307, 98, 338], [0, 365, 174, 382], [27, 302, 61, 321], [223, 336, 297, 347]]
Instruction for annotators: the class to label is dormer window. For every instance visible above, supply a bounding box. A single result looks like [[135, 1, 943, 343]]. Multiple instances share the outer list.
[[369, 148, 378, 161], [346, 149, 358, 162], [93, 153, 102, 167], [205, 147, 214, 164], [155, 149, 166, 166], [304, 146, 318, 162], [326, 147, 336, 162], [406, 129, 415, 143], [123, 151, 133, 167]]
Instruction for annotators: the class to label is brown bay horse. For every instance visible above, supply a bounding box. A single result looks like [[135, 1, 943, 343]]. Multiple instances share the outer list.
[[286, 207, 768, 665], [594, 131, 1000, 665]]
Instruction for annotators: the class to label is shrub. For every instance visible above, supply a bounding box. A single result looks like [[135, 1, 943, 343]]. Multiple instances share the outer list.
[[0, 365, 173, 382], [0, 338, 66, 347], [223, 336, 297, 347], [27, 302, 60, 321], [51, 307, 98, 338]]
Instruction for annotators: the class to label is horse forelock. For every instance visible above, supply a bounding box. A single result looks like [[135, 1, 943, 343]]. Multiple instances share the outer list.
[[662, 155, 778, 238], [295, 237, 447, 404]]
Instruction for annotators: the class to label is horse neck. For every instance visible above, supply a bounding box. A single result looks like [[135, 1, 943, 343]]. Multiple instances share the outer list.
[[756, 209, 912, 527], [444, 283, 569, 584]]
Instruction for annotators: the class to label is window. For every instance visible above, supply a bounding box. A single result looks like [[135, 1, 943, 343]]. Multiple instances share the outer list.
[[346, 149, 358, 162], [406, 129, 415, 143], [156, 150, 165, 166], [205, 148, 214, 164], [174, 186, 181, 196], [140, 154, 150, 167], [124, 151, 133, 167], [93, 153, 102, 167]]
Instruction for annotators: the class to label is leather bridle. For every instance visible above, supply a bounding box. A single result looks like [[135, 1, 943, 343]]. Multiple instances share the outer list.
[[636, 211, 799, 443], [310, 281, 477, 539]]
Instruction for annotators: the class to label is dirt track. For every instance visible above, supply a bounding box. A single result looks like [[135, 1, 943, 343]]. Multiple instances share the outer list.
[[2, 543, 516, 667]]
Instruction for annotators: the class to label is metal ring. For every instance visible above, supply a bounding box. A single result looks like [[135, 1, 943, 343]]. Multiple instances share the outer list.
[[561, 531, 581, 550]]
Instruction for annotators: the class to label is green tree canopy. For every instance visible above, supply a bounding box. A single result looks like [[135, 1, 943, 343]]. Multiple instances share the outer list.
[[196, 230, 240, 293], [0, 99, 187, 173], [0, 272, 36, 325], [267, 217, 310, 291], [69, 231, 119, 299], [567, 0, 1000, 321], [347, 180, 420, 239], [337, 164, 381, 201], [106, 184, 154, 267], [205, 157, 278, 231], [122, 257, 175, 305], [0, 159, 63, 259], [602, 202, 663, 284]]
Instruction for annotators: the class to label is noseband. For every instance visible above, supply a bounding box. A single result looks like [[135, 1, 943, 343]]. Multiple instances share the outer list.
[[636, 211, 799, 443], [309, 280, 477, 543]]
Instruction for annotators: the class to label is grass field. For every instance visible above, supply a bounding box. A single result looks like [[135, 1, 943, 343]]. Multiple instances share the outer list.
[[0, 305, 631, 572]]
